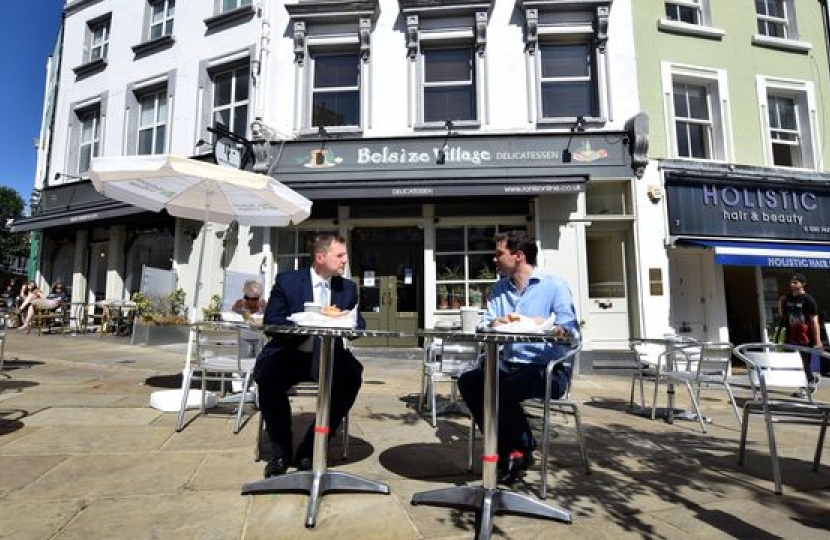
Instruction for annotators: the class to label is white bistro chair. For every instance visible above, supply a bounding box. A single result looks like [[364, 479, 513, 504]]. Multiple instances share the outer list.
[[176, 321, 261, 433], [734, 342, 830, 495], [468, 344, 590, 500], [653, 342, 741, 433], [419, 320, 480, 427]]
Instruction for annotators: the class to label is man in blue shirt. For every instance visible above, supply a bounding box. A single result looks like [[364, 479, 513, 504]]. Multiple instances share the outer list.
[[457, 230, 579, 485]]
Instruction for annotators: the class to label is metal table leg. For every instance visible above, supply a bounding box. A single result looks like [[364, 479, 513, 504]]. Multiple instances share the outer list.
[[241, 335, 390, 528], [412, 341, 570, 539]]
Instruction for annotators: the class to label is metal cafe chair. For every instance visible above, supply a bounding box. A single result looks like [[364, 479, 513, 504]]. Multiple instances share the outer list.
[[176, 322, 260, 433], [654, 341, 742, 433], [419, 328, 480, 427], [467, 343, 590, 500], [734, 342, 830, 495]]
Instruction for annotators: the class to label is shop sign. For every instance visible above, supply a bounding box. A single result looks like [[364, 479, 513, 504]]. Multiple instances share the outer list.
[[271, 132, 632, 184], [666, 179, 830, 242]]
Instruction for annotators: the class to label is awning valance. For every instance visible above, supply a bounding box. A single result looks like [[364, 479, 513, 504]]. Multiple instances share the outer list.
[[682, 239, 830, 269]]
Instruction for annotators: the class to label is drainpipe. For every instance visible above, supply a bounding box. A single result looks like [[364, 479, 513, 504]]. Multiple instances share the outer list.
[[252, 0, 271, 124], [820, 1, 830, 76]]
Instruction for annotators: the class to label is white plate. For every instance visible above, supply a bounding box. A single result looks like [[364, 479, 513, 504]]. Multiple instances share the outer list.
[[288, 310, 356, 329]]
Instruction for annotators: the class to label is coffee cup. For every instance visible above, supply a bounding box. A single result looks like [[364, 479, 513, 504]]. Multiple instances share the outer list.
[[460, 307, 480, 333], [304, 302, 322, 313]]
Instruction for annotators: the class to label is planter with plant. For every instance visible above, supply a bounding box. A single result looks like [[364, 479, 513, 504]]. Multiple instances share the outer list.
[[130, 288, 191, 346], [202, 294, 222, 322]]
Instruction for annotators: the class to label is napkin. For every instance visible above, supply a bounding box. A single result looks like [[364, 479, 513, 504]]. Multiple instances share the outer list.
[[288, 307, 357, 329], [492, 313, 557, 333]]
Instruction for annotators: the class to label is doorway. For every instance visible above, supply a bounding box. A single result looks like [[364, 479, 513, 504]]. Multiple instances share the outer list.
[[724, 265, 761, 346], [349, 226, 423, 347], [583, 226, 632, 348]]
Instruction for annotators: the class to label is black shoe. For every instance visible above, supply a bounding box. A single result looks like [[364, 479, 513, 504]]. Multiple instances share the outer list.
[[497, 451, 534, 486], [264, 456, 289, 478], [294, 456, 312, 471]]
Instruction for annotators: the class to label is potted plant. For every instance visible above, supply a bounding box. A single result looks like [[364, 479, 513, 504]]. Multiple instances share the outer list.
[[131, 288, 191, 346], [202, 294, 222, 321], [437, 284, 449, 309]]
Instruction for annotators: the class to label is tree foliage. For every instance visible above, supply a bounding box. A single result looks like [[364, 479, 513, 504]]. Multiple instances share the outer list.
[[0, 186, 29, 260]]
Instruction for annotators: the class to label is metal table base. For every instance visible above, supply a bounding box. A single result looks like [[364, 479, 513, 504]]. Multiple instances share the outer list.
[[242, 327, 399, 528], [412, 334, 574, 539]]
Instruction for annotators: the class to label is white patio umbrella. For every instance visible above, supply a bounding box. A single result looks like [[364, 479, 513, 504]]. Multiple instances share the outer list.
[[89, 154, 312, 413], [89, 154, 311, 227], [89, 154, 312, 318]]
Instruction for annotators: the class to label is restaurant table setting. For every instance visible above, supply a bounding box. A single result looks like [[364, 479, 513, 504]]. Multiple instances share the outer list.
[[412, 326, 577, 539], [241, 316, 405, 528]]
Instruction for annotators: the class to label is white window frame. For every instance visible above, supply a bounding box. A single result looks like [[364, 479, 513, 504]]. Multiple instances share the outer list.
[[752, 0, 811, 52], [404, 10, 488, 130], [220, 0, 251, 14], [78, 108, 101, 174], [756, 76, 819, 170], [658, 1, 725, 39], [137, 88, 168, 155], [148, 0, 175, 40], [535, 38, 598, 122], [87, 18, 110, 63], [307, 49, 362, 130], [756, 0, 791, 39], [661, 62, 731, 162], [419, 42, 478, 125], [211, 63, 250, 138], [522, 5, 611, 127]]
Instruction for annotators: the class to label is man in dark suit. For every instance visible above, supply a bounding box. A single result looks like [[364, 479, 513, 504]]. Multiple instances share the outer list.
[[254, 233, 366, 478]]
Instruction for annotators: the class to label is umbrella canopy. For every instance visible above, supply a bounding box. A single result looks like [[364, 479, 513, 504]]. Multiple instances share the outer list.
[[89, 154, 311, 227]]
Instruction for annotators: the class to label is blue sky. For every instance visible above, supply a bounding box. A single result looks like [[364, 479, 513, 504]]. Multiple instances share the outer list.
[[0, 2, 64, 205]]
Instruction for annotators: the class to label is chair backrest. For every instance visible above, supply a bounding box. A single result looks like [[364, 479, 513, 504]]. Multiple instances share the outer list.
[[734, 342, 809, 398], [439, 340, 480, 376], [193, 322, 257, 371], [546, 343, 583, 400], [691, 341, 733, 380]]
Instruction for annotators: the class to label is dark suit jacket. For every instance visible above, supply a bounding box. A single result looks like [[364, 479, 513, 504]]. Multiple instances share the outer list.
[[253, 268, 366, 383]]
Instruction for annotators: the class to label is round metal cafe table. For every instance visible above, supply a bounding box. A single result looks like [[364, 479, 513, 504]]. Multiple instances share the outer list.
[[412, 328, 577, 540], [241, 325, 405, 528]]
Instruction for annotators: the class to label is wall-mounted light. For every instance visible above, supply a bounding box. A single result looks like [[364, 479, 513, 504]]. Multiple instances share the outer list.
[[562, 116, 587, 163], [647, 184, 664, 202], [435, 120, 454, 165]]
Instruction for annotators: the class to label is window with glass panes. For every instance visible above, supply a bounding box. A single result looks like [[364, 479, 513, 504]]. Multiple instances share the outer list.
[[673, 81, 712, 159], [149, 0, 175, 40], [137, 89, 167, 155], [78, 109, 100, 174], [665, 1, 701, 25], [756, 0, 789, 39], [222, 0, 251, 13], [422, 47, 476, 123], [539, 42, 596, 119], [767, 94, 801, 167], [275, 229, 338, 272], [434, 225, 525, 310], [311, 52, 360, 128], [88, 20, 110, 62], [213, 65, 249, 138]]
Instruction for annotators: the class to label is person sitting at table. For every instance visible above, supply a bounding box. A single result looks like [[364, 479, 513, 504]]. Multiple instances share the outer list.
[[253, 233, 366, 478], [230, 279, 267, 317], [18, 282, 69, 331], [457, 230, 579, 486]]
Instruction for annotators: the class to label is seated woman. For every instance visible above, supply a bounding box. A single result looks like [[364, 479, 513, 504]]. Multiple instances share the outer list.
[[231, 279, 267, 317], [18, 282, 67, 331]]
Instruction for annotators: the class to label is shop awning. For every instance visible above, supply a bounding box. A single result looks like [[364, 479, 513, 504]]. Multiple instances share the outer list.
[[683, 239, 830, 268]]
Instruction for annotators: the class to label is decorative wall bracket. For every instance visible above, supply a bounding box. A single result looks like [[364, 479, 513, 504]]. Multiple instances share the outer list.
[[359, 17, 372, 62], [293, 21, 306, 66], [475, 12, 488, 56], [594, 6, 610, 53], [406, 15, 419, 59], [525, 9, 538, 55]]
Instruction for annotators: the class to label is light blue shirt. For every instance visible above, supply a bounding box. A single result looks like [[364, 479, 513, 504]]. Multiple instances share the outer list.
[[481, 269, 579, 368]]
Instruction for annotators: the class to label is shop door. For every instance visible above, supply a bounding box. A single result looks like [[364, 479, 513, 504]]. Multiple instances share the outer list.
[[584, 229, 630, 348], [350, 227, 422, 347], [87, 241, 109, 304]]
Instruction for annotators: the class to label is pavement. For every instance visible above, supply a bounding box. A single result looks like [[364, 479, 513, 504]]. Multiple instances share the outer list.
[[1, 331, 830, 539]]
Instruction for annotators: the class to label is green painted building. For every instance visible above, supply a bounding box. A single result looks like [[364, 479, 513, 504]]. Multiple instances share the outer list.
[[630, 1, 830, 345]]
